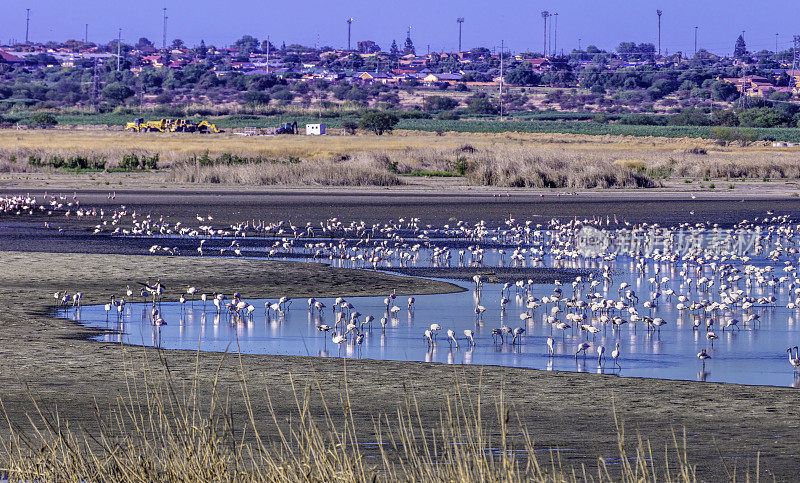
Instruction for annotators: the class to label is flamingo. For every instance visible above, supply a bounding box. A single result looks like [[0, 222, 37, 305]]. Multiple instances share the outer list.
[[597, 345, 606, 365], [331, 333, 347, 347], [491, 328, 504, 344], [575, 342, 591, 359], [546, 337, 554, 357], [186, 286, 197, 306], [464, 329, 475, 346], [429, 323, 443, 340], [611, 341, 621, 368], [788, 347, 800, 371], [706, 330, 719, 347], [447, 329, 459, 348], [512, 327, 525, 345], [423, 329, 434, 347], [697, 348, 711, 369]]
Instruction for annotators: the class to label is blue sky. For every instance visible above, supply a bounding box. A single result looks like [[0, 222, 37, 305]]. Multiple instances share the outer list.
[[5, 0, 798, 56]]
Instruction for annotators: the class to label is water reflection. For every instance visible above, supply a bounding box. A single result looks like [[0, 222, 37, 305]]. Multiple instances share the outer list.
[[64, 238, 800, 388]]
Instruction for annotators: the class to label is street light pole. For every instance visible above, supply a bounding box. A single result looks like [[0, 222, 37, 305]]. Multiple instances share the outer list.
[[499, 39, 504, 120], [456, 17, 464, 53], [347, 18, 353, 51], [541, 11, 548, 57], [657, 9, 662, 58], [25, 8, 30, 44]]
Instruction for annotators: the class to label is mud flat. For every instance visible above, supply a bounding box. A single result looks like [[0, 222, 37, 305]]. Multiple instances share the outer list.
[[383, 266, 592, 284], [3, 183, 800, 230]]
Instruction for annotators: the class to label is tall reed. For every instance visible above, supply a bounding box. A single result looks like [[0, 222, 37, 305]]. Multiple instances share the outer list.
[[0, 345, 737, 482]]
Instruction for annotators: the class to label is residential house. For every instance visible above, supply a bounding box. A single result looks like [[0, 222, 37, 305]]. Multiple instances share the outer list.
[[355, 71, 396, 84], [0, 50, 25, 65], [422, 73, 463, 84], [523, 58, 551, 71]]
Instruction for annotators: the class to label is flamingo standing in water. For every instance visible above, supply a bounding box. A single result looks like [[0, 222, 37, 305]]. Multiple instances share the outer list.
[[575, 342, 591, 360], [697, 348, 711, 370], [447, 329, 459, 349], [611, 341, 621, 368], [596, 345, 606, 365], [787, 347, 800, 371], [464, 329, 475, 346]]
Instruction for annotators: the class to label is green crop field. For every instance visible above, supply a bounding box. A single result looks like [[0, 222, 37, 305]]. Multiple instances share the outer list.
[[48, 112, 800, 142]]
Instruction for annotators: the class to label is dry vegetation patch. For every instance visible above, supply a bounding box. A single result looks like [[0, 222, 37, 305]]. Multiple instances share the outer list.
[[3, 129, 800, 188]]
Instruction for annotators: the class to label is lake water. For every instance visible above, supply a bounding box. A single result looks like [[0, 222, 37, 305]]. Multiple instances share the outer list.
[[68, 233, 800, 388]]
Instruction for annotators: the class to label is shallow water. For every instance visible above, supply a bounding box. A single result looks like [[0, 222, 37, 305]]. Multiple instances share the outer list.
[[70, 245, 800, 388]]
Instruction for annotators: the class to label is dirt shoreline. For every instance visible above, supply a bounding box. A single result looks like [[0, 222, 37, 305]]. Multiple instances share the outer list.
[[2, 182, 800, 230], [382, 267, 593, 284]]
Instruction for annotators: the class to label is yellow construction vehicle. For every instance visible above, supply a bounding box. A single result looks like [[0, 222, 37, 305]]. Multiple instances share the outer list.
[[195, 120, 221, 133], [125, 118, 222, 133], [125, 118, 169, 132], [125, 118, 147, 132]]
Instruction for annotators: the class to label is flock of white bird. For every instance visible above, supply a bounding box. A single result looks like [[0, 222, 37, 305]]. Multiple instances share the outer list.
[[6, 192, 800, 377]]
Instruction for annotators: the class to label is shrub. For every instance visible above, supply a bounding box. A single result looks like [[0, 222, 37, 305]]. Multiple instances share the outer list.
[[241, 91, 271, 106], [423, 96, 459, 112], [466, 94, 498, 115], [28, 112, 57, 128], [738, 107, 791, 128], [342, 120, 358, 135], [435, 111, 460, 120], [711, 127, 756, 146]]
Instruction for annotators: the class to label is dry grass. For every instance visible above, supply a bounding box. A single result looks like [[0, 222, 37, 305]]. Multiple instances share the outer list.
[[0, 346, 724, 482], [3, 128, 800, 187], [167, 156, 402, 186]]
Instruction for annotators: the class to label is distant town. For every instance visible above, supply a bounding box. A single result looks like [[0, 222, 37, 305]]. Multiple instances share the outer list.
[[1, 30, 800, 131]]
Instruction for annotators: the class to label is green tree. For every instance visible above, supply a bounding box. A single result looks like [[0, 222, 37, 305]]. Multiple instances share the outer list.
[[647, 78, 678, 100], [102, 82, 135, 105], [342, 120, 358, 135], [357, 40, 381, 53], [505, 68, 541, 86], [423, 96, 459, 111], [466, 93, 498, 115], [711, 109, 739, 126], [733, 35, 747, 59], [403, 33, 415, 55], [196, 40, 208, 59], [346, 53, 364, 69], [233, 35, 260, 53], [389, 40, 400, 56], [359, 111, 399, 135], [135, 37, 154, 49], [711, 81, 739, 102]]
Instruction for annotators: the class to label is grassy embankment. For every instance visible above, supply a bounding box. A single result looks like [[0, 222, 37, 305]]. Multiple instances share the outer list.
[[2, 129, 800, 188]]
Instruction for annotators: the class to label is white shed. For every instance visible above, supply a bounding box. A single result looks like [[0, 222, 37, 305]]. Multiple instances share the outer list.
[[306, 123, 326, 135]]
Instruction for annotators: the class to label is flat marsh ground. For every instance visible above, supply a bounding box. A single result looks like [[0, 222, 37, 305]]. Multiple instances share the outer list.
[[2, 127, 795, 160], [3, 128, 800, 191]]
